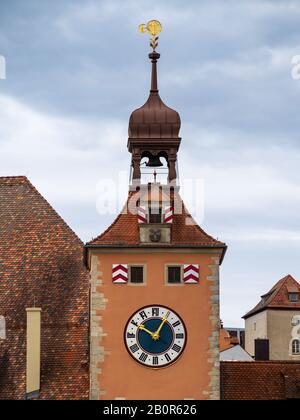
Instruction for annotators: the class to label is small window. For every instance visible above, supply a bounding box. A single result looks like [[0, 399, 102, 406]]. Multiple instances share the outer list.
[[130, 266, 144, 284], [167, 266, 182, 284], [292, 339, 300, 355], [149, 207, 162, 224], [289, 293, 299, 303]]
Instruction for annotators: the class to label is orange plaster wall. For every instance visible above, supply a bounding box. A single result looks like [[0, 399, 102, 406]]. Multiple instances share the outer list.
[[219, 328, 233, 352], [94, 252, 219, 400]]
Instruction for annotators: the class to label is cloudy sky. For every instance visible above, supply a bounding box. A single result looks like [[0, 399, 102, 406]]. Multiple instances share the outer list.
[[1, 0, 300, 326]]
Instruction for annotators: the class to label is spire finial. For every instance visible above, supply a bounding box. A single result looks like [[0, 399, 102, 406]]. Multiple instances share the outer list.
[[139, 20, 162, 52], [139, 20, 162, 93]]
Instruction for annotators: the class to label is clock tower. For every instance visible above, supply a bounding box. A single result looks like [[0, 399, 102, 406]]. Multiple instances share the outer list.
[[86, 21, 226, 400]]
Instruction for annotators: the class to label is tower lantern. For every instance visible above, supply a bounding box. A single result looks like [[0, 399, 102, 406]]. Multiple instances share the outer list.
[[128, 21, 181, 186]]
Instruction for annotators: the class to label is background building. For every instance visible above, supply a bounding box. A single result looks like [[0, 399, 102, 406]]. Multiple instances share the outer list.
[[225, 327, 245, 349], [220, 326, 252, 362], [243, 275, 300, 361]]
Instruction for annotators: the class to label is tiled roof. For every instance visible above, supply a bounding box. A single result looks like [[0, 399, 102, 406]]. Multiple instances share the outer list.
[[243, 275, 300, 319], [86, 190, 226, 256], [221, 361, 300, 400], [0, 176, 89, 400]]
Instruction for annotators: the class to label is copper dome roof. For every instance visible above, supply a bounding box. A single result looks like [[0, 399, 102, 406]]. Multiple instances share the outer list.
[[128, 52, 181, 140]]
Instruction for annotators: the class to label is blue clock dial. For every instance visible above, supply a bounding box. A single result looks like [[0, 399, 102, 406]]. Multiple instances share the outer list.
[[125, 305, 187, 368], [138, 319, 174, 354]]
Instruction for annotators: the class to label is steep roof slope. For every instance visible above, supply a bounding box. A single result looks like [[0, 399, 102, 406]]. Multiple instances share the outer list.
[[0, 177, 89, 400]]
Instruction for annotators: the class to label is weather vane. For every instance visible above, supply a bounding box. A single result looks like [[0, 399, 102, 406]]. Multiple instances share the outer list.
[[138, 20, 162, 51]]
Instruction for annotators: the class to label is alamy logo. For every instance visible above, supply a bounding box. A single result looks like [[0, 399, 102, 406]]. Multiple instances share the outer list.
[[0, 55, 6, 79]]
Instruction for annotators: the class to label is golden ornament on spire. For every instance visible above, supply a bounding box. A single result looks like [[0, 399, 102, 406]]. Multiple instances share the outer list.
[[139, 20, 162, 51]]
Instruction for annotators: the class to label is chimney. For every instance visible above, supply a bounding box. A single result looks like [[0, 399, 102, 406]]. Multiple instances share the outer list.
[[26, 308, 41, 399]]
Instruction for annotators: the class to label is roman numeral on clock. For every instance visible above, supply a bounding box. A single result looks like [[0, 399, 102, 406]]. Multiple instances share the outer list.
[[139, 353, 148, 363], [153, 356, 159, 366], [131, 320, 138, 327], [176, 333, 184, 340], [139, 311, 148, 320], [152, 307, 159, 317], [165, 353, 171, 362], [130, 344, 139, 354], [127, 333, 135, 339], [172, 344, 181, 353], [172, 321, 181, 328]]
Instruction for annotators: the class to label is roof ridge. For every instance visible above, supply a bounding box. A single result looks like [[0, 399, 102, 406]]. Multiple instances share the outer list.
[[24, 177, 84, 245], [0, 176, 29, 184], [270, 275, 290, 291]]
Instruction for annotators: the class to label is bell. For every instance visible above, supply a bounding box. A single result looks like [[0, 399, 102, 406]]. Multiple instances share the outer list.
[[146, 155, 163, 167]]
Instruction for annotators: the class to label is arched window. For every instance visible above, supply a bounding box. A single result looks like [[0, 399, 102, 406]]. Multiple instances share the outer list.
[[292, 339, 300, 355], [0, 316, 6, 340]]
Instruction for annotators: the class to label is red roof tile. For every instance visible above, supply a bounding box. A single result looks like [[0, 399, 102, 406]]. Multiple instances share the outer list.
[[221, 361, 300, 400], [0, 176, 89, 400], [86, 190, 226, 256], [243, 275, 300, 319]]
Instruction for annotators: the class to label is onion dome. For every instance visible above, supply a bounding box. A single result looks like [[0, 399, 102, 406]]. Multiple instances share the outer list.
[[128, 52, 181, 140]]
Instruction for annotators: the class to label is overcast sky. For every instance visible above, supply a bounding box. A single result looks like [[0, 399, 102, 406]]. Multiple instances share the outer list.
[[1, 0, 300, 327]]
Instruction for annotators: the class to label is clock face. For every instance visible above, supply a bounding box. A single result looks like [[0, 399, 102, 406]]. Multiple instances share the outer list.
[[124, 305, 187, 368]]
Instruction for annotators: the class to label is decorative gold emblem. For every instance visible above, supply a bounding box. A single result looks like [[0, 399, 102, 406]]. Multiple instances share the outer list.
[[139, 20, 162, 51]]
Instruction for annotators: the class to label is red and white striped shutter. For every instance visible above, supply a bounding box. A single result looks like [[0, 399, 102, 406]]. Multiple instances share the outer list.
[[138, 206, 147, 224], [112, 264, 128, 284], [163, 206, 173, 224], [183, 264, 199, 284]]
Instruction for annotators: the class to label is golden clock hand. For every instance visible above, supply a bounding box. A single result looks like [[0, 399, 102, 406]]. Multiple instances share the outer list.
[[138, 324, 155, 338], [153, 311, 170, 339]]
